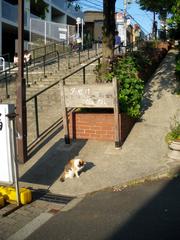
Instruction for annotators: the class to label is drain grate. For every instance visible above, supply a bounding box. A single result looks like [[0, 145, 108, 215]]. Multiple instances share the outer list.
[[39, 193, 75, 204], [32, 189, 75, 204]]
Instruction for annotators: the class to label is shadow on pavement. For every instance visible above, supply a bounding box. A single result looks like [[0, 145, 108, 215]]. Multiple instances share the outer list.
[[20, 139, 88, 186], [26, 170, 180, 240], [141, 51, 177, 115], [106, 173, 180, 240]]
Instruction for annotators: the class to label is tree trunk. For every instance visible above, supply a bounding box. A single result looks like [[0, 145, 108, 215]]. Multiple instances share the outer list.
[[98, 0, 116, 82]]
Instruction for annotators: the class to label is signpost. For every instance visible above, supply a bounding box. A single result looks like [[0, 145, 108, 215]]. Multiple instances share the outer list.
[[0, 104, 20, 208], [0, 104, 15, 184], [60, 78, 121, 148]]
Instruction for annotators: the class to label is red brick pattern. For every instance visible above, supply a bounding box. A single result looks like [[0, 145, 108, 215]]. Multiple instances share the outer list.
[[68, 112, 136, 143]]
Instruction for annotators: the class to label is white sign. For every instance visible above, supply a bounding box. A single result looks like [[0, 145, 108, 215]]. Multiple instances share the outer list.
[[58, 28, 67, 32], [59, 33, 66, 40], [76, 17, 81, 24], [116, 12, 124, 23], [0, 104, 15, 184]]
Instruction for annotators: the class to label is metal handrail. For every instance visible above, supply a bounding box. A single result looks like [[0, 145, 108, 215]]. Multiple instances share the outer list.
[[26, 55, 102, 103], [25, 36, 152, 146], [26, 55, 102, 145], [0, 42, 100, 100]]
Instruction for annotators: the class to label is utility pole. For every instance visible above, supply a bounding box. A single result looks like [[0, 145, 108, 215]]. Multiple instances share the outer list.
[[152, 12, 156, 39], [124, 0, 127, 47], [16, 0, 27, 163]]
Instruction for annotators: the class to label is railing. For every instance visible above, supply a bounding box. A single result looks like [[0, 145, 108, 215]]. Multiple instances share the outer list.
[[0, 40, 101, 101], [0, 57, 5, 72], [1, 53, 11, 70], [29, 41, 69, 60], [0, 36, 147, 101], [26, 36, 153, 146], [25, 41, 101, 81], [0, 65, 17, 100], [0, 35, 153, 154], [26, 55, 102, 150]]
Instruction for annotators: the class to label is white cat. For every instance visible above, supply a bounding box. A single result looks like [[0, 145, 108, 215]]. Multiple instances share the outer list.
[[59, 159, 86, 182]]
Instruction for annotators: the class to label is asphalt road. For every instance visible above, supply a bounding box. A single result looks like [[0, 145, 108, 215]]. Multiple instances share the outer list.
[[26, 177, 180, 240]]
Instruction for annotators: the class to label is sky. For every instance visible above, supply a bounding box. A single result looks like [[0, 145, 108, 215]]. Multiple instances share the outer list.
[[79, 0, 158, 35]]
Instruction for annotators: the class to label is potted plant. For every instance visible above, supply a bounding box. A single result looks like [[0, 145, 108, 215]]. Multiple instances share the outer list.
[[165, 115, 180, 160]]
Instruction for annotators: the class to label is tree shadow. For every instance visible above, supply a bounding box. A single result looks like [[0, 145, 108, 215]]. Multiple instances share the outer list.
[[20, 139, 87, 186], [106, 173, 180, 240], [25, 170, 180, 240], [141, 51, 178, 115]]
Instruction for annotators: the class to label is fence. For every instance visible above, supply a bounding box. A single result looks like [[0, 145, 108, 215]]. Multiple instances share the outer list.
[[29, 18, 76, 47], [26, 55, 102, 151]]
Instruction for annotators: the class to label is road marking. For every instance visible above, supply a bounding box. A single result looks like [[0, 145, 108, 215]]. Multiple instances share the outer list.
[[7, 212, 53, 240]]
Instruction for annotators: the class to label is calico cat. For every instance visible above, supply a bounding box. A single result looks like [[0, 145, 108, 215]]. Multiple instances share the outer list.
[[60, 159, 86, 182]]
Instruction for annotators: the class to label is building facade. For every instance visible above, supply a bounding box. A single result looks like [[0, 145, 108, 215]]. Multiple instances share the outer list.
[[84, 11, 135, 46], [0, 0, 83, 59], [84, 11, 103, 43]]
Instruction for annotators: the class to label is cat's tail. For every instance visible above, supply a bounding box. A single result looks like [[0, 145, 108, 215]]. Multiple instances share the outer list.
[[59, 172, 65, 182]]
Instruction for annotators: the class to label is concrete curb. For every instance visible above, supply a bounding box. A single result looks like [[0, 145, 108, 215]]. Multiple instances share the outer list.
[[112, 166, 180, 192]]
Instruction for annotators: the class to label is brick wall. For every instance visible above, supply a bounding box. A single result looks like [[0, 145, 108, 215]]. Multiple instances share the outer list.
[[68, 112, 136, 143]]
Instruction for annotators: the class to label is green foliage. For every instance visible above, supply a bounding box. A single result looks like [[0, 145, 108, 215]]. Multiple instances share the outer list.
[[137, 0, 180, 32], [167, 0, 180, 28], [95, 43, 167, 118], [165, 115, 180, 143], [175, 54, 180, 73], [115, 56, 144, 118], [105, 56, 144, 118], [175, 53, 180, 94], [67, 0, 81, 11]]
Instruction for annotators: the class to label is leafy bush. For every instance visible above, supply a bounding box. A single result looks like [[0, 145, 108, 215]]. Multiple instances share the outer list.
[[94, 44, 166, 118], [165, 115, 180, 143], [175, 53, 180, 73], [115, 56, 144, 118], [104, 55, 144, 118]]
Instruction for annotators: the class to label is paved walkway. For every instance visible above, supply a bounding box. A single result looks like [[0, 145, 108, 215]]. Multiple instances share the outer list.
[[19, 48, 180, 196], [0, 48, 179, 239]]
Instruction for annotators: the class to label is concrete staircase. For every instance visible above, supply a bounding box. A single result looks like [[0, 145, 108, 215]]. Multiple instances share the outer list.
[[0, 47, 101, 145]]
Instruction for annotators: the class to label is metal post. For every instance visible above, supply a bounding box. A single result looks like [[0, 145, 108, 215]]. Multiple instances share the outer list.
[[83, 67, 85, 84], [16, 0, 27, 163], [34, 96, 39, 138], [29, 17, 32, 45], [124, 0, 127, 48], [78, 48, 81, 64], [81, 19, 84, 50], [88, 46, 90, 59], [11, 116, 21, 206], [57, 51, 60, 71], [68, 48, 71, 69], [43, 55, 46, 77], [67, 25, 70, 45], [77, 23, 79, 38], [5, 70, 9, 98], [25, 62, 29, 87], [45, 21, 47, 45], [3, 112, 21, 216]]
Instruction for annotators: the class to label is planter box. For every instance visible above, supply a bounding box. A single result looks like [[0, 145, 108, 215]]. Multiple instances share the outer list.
[[168, 140, 180, 160], [68, 111, 136, 143]]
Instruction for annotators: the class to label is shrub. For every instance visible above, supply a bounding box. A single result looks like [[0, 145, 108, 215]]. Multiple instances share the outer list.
[[165, 115, 180, 144], [103, 55, 144, 118], [114, 56, 144, 118]]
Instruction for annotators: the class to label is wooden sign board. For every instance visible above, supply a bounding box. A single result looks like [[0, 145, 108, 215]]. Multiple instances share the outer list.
[[60, 78, 121, 148], [63, 83, 114, 108]]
